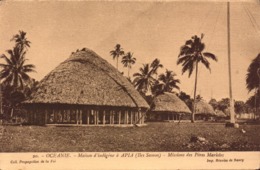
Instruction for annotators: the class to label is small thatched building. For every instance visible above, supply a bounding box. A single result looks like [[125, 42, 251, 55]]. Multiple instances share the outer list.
[[215, 110, 227, 121], [215, 110, 227, 118], [24, 48, 149, 126], [148, 92, 191, 121], [194, 100, 216, 121]]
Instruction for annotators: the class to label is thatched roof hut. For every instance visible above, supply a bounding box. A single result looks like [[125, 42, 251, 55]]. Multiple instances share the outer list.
[[151, 92, 191, 113], [24, 48, 149, 125], [215, 110, 227, 117], [223, 107, 236, 116], [194, 100, 216, 116], [148, 92, 191, 121]]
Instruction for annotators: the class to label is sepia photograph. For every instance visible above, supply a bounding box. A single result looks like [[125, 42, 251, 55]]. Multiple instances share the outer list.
[[0, 0, 259, 169]]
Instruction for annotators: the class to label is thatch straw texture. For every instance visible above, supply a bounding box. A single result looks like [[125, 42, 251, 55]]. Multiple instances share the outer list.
[[215, 110, 227, 117], [25, 48, 149, 108], [195, 100, 216, 115], [151, 92, 191, 114]]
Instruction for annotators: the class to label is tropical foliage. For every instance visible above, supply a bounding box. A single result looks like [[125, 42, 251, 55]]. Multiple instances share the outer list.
[[0, 30, 36, 121], [246, 53, 260, 92], [177, 34, 217, 122], [11, 30, 31, 52], [0, 46, 35, 89], [110, 44, 124, 70], [152, 70, 180, 95], [245, 54, 260, 116], [246, 91, 259, 114], [151, 58, 163, 78], [133, 63, 155, 96], [133, 58, 165, 96], [178, 91, 193, 110], [121, 52, 136, 78]]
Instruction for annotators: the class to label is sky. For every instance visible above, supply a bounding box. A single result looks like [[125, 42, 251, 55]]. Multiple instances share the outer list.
[[0, 0, 259, 102]]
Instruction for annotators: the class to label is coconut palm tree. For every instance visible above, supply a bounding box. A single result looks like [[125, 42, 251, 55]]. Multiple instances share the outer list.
[[246, 53, 260, 115], [177, 34, 217, 123], [121, 52, 136, 78], [151, 58, 163, 78], [158, 69, 180, 93], [11, 30, 31, 52], [133, 63, 155, 96], [246, 54, 260, 92], [110, 44, 125, 70], [0, 46, 35, 90]]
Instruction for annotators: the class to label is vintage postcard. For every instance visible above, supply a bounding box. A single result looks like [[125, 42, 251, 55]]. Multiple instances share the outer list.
[[0, 0, 259, 169]]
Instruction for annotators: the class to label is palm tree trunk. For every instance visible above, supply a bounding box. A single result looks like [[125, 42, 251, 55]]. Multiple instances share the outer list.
[[227, 1, 235, 124], [192, 61, 199, 123], [128, 65, 130, 79], [0, 84, 2, 125], [257, 68, 260, 114], [116, 57, 118, 70], [254, 88, 257, 119], [0, 84, 2, 115]]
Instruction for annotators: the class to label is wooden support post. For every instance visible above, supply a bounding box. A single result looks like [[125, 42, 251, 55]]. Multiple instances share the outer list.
[[134, 112, 138, 124], [119, 111, 121, 124], [93, 110, 95, 125], [103, 110, 106, 125], [141, 112, 143, 124], [110, 110, 113, 124], [123, 112, 126, 124], [110, 111, 112, 124], [138, 112, 141, 124], [91, 110, 95, 125], [112, 111, 115, 124], [109, 111, 112, 124], [143, 112, 145, 124], [95, 110, 97, 125], [87, 110, 90, 125], [111, 111, 114, 124], [130, 111, 133, 124], [68, 109, 71, 123], [76, 109, 78, 124], [126, 111, 129, 124], [80, 110, 82, 124], [113, 111, 115, 124], [61, 110, 64, 123], [91, 109, 94, 124], [96, 110, 99, 124], [53, 109, 55, 123], [137, 112, 139, 123], [133, 111, 135, 124], [140, 112, 143, 124]]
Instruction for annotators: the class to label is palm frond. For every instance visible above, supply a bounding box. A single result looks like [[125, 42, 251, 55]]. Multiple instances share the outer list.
[[0, 54, 13, 66], [200, 58, 211, 72], [177, 54, 192, 65], [203, 52, 218, 61]]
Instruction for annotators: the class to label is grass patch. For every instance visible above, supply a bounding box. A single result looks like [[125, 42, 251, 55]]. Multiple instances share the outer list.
[[0, 122, 259, 152]]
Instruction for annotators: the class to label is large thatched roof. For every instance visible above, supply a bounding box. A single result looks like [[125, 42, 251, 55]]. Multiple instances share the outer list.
[[25, 48, 149, 108], [195, 100, 215, 115], [151, 92, 191, 114]]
